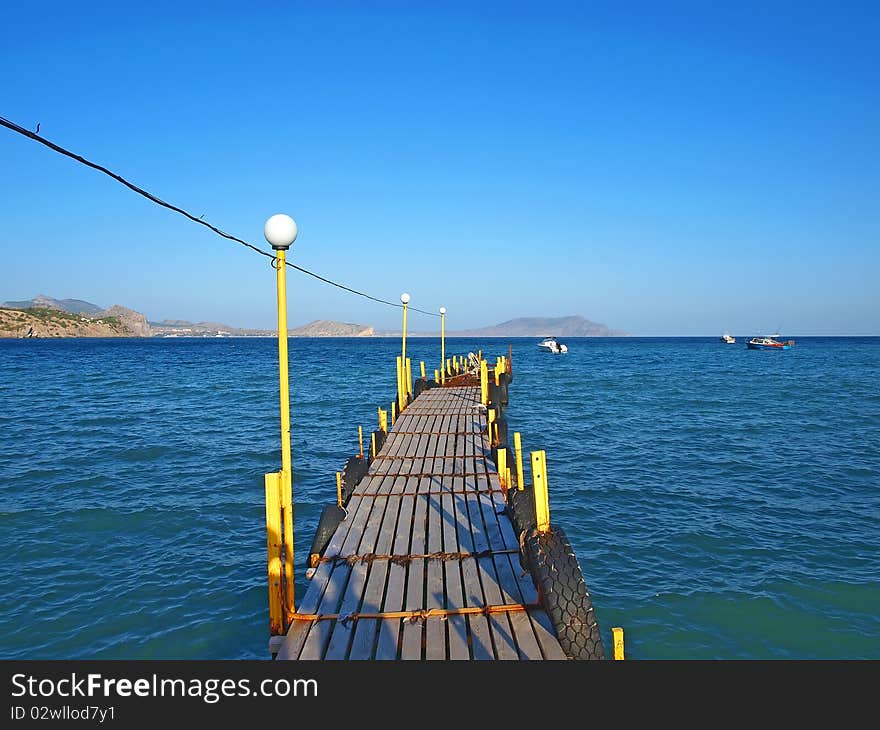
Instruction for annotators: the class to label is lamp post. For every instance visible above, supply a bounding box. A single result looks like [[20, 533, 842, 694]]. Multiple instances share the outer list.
[[264, 213, 297, 632], [400, 292, 410, 409], [439, 306, 446, 385]]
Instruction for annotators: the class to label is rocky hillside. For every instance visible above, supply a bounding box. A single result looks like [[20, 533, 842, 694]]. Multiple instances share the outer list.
[[289, 319, 374, 337], [101, 305, 152, 337], [0, 307, 139, 338]]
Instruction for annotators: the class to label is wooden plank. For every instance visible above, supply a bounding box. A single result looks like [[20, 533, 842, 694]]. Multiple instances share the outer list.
[[442, 490, 469, 659], [423, 415, 448, 659], [372, 414, 433, 659], [455, 491, 495, 659], [424, 425, 449, 658], [347, 488, 402, 659], [374, 487, 415, 659], [400, 416, 438, 659], [476, 483, 542, 661], [465, 495, 528, 660], [321, 472, 398, 659]]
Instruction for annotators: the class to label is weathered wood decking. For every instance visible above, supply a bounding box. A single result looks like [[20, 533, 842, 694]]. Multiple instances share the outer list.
[[277, 384, 566, 660]]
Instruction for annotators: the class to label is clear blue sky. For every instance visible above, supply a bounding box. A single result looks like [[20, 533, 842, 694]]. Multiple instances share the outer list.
[[1, 1, 877, 335]]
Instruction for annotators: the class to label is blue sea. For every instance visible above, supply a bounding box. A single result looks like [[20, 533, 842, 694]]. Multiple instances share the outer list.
[[0, 336, 877, 659]]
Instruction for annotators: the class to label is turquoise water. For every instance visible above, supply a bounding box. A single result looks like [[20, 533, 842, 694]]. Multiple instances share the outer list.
[[0, 336, 877, 659]]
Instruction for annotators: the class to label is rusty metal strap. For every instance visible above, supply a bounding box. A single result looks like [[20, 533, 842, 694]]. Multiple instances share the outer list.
[[290, 602, 541, 626], [372, 454, 480, 461], [318, 548, 519, 566], [350, 486, 504, 497], [362, 471, 498, 478], [388, 429, 482, 436], [397, 411, 483, 417]]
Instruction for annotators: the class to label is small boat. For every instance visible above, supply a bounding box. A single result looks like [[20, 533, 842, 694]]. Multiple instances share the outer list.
[[537, 336, 568, 354], [720, 332, 736, 344], [747, 336, 795, 350]]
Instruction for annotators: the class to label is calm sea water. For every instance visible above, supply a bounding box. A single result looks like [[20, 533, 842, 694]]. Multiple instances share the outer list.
[[0, 336, 877, 659]]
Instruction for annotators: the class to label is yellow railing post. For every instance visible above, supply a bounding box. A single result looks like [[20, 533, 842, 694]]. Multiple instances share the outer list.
[[420, 360, 426, 380], [405, 356, 412, 403], [391, 400, 397, 425], [497, 448, 507, 488], [358, 425, 364, 458], [336, 472, 343, 508], [439, 306, 446, 385], [531, 450, 550, 532], [264, 471, 283, 636], [612, 627, 625, 660], [480, 359, 489, 406], [371, 432, 377, 459], [265, 214, 298, 629], [514, 432, 525, 491], [434, 368, 440, 383], [378, 407, 387, 434]]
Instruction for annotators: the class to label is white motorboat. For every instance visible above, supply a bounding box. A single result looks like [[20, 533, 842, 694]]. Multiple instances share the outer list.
[[537, 336, 568, 354]]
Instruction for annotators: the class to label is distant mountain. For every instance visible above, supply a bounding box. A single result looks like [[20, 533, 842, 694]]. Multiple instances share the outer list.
[[1, 294, 103, 315], [450, 315, 628, 337], [289, 320, 374, 337], [1, 295, 625, 339]]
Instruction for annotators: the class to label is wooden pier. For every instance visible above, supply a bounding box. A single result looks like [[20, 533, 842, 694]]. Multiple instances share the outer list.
[[277, 381, 568, 660]]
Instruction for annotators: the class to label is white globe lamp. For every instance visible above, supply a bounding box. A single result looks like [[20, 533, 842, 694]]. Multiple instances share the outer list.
[[264, 214, 298, 250]]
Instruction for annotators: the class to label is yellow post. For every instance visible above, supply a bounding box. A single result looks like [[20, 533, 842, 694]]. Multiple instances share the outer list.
[[405, 356, 412, 402], [531, 450, 550, 532], [506, 467, 512, 490], [336, 471, 343, 507], [371, 432, 377, 459], [420, 360, 426, 380], [264, 471, 283, 636], [434, 368, 440, 383], [514, 432, 525, 491], [480, 359, 489, 405], [494, 361, 501, 386], [391, 400, 397, 425], [439, 306, 446, 385], [265, 215, 298, 627], [396, 356, 403, 411], [378, 407, 387, 434], [612, 627, 625, 660], [358, 425, 364, 458], [497, 448, 507, 488], [447, 358, 451, 379], [400, 292, 410, 406]]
